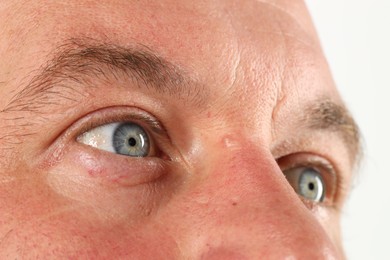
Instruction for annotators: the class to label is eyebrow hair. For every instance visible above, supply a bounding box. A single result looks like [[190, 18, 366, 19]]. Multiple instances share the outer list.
[[3, 39, 204, 113], [2, 39, 361, 164], [304, 99, 361, 164]]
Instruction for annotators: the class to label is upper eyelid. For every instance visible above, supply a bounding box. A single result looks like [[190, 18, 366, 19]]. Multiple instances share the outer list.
[[272, 137, 348, 191], [276, 152, 337, 177], [73, 107, 169, 141], [279, 158, 338, 192], [72, 107, 177, 158], [32, 105, 175, 170], [277, 153, 343, 204]]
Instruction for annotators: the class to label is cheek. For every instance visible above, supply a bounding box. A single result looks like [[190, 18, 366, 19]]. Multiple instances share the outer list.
[[0, 159, 181, 257], [44, 144, 172, 226], [314, 206, 342, 250], [0, 209, 180, 258]]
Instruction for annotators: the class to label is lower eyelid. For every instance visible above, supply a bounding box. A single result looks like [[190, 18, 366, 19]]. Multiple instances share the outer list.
[[46, 147, 176, 221], [69, 143, 168, 187]]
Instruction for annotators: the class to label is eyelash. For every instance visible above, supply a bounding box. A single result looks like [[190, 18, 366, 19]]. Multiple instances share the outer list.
[[277, 153, 344, 208], [73, 106, 172, 159], [71, 107, 344, 208]]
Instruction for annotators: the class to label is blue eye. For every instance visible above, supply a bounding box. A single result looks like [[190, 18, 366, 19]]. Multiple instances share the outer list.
[[113, 123, 150, 157], [77, 122, 151, 157], [283, 167, 325, 202]]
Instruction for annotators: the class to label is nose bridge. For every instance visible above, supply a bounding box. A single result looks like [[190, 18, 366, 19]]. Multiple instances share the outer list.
[[178, 135, 339, 259], [197, 134, 289, 208]]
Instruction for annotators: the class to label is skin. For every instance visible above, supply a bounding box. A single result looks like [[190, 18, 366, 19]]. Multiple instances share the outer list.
[[0, 0, 360, 259]]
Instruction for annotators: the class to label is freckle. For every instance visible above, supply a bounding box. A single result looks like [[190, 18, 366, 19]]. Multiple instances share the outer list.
[[145, 208, 152, 216], [87, 169, 95, 176], [230, 196, 239, 206], [87, 167, 103, 177]]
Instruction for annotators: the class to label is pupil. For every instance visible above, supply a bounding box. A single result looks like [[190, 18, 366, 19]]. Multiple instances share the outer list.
[[308, 182, 315, 191], [128, 137, 137, 147]]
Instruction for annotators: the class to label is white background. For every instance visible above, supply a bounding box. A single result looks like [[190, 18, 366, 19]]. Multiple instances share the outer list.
[[306, 1, 390, 259]]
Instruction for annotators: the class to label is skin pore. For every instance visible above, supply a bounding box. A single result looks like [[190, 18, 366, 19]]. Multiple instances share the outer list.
[[0, 0, 359, 259]]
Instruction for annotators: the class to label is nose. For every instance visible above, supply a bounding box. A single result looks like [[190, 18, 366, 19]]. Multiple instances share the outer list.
[[172, 136, 341, 259]]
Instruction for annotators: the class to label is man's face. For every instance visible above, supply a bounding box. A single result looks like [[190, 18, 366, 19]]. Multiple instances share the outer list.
[[0, 0, 359, 258]]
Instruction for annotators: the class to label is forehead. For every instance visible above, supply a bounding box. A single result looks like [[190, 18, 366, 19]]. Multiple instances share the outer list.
[[0, 0, 343, 129], [0, 0, 359, 172]]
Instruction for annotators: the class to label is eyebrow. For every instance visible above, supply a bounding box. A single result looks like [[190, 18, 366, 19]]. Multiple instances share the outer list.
[[304, 99, 361, 164], [3, 39, 204, 113], [2, 39, 361, 163]]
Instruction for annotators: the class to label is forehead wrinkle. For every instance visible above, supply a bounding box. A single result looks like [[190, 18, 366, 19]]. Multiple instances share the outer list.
[[2, 38, 205, 114]]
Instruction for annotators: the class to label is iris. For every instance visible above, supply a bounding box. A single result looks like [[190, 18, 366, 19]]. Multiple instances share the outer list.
[[112, 123, 150, 157], [283, 166, 326, 203], [298, 168, 325, 202]]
